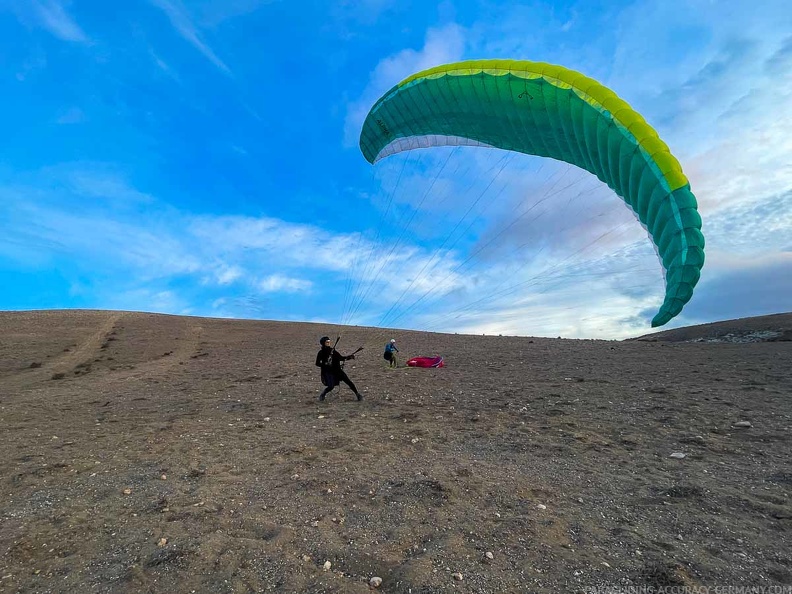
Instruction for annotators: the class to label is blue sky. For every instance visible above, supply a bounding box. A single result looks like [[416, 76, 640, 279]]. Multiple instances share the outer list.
[[1, 0, 790, 339]]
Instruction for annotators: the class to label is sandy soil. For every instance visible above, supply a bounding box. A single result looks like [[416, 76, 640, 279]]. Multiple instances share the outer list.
[[1, 310, 791, 593]]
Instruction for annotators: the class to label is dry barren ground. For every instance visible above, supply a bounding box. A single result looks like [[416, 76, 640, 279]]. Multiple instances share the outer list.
[[1, 310, 791, 593]]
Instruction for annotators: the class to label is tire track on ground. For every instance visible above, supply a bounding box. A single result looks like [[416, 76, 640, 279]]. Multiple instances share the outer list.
[[17, 312, 125, 386]]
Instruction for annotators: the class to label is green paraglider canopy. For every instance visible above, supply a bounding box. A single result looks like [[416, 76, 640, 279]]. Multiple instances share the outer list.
[[359, 59, 705, 327]]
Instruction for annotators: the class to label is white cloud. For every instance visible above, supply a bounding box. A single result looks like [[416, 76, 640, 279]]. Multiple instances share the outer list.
[[391, 232, 662, 339], [215, 264, 244, 285], [343, 242, 469, 326], [560, 10, 577, 33], [700, 191, 792, 257], [188, 215, 360, 272], [16, 203, 203, 279], [258, 274, 312, 293], [440, 292, 659, 340]]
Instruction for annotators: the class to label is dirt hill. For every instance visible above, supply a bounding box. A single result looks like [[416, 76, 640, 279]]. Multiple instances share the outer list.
[[1, 310, 790, 593], [633, 312, 792, 343]]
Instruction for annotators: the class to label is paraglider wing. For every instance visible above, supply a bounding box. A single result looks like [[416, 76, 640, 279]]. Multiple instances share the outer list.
[[406, 356, 445, 368], [359, 59, 705, 327]]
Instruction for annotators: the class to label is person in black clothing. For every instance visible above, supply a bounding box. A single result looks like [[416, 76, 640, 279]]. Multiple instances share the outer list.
[[315, 336, 363, 402]]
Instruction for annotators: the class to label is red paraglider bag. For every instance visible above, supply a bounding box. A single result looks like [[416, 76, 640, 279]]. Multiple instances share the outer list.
[[406, 356, 445, 368]]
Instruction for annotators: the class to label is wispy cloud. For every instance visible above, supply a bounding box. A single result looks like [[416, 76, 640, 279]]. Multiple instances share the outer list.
[[210, 295, 271, 318], [397, 234, 662, 339], [604, 2, 792, 220], [149, 0, 232, 75], [259, 274, 312, 293], [29, 0, 89, 43], [188, 215, 359, 273], [213, 264, 244, 285], [765, 36, 792, 74], [440, 294, 661, 340], [147, 46, 181, 82], [0, 165, 467, 318]]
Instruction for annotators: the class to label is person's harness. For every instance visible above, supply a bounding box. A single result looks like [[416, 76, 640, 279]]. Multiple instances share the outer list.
[[320, 336, 363, 384]]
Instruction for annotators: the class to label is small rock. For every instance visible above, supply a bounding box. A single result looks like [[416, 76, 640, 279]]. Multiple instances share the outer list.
[[411, 438, 419, 444], [537, 504, 547, 510], [369, 576, 383, 588], [318, 415, 325, 419], [452, 572, 463, 581], [733, 421, 752, 428], [669, 452, 686, 459], [676, 534, 684, 541], [323, 561, 332, 571], [577, 498, 584, 504], [157, 538, 168, 547], [485, 551, 494, 560], [291, 474, 300, 480], [679, 434, 705, 445], [160, 474, 167, 480], [122, 488, 132, 495], [601, 561, 611, 568], [311, 521, 319, 527], [301, 554, 311, 562]]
